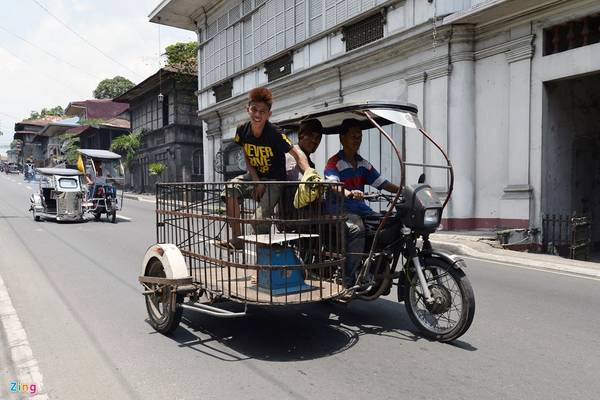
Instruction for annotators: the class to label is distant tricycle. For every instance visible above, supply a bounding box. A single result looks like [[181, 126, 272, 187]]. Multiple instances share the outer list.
[[30, 167, 86, 222], [78, 149, 125, 223]]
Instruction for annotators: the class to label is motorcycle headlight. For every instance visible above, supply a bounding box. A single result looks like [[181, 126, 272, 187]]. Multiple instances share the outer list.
[[424, 209, 439, 225]]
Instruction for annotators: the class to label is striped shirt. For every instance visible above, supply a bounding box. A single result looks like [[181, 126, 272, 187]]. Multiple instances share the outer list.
[[324, 150, 388, 216]]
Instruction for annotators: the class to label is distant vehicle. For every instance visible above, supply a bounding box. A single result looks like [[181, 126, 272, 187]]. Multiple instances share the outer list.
[[78, 149, 125, 223], [6, 163, 21, 174], [29, 168, 87, 222]]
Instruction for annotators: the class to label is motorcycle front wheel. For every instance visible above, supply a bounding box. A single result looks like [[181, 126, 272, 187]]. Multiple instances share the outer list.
[[403, 257, 475, 342]]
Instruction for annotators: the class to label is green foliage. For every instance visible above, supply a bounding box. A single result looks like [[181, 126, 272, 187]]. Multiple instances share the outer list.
[[165, 42, 198, 74], [148, 162, 167, 176], [93, 76, 135, 99], [9, 139, 19, 149], [59, 134, 80, 164], [28, 106, 64, 120], [110, 129, 141, 172]]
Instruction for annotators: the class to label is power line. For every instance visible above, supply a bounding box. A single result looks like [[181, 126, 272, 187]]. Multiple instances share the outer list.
[[0, 24, 100, 80], [30, 0, 142, 80], [0, 42, 82, 95]]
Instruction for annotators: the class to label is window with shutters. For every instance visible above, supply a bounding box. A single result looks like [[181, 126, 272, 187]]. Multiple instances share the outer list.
[[543, 15, 600, 56], [265, 53, 293, 81], [343, 12, 384, 51], [213, 80, 233, 102]]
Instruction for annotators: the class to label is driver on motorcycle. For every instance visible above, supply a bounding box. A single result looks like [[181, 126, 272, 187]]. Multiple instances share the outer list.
[[324, 118, 399, 288]]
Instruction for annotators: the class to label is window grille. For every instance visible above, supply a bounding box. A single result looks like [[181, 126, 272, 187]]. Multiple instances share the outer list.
[[207, 21, 217, 39], [343, 12, 384, 51], [242, 0, 253, 16], [218, 14, 228, 33], [543, 15, 600, 56], [229, 5, 241, 24], [213, 80, 233, 102], [265, 53, 292, 82]]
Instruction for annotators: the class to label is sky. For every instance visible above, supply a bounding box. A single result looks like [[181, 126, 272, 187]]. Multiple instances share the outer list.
[[0, 0, 197, 151]]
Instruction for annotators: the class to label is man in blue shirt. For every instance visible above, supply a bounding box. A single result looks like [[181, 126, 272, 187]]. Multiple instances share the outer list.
[[324, 118, 399, 287]]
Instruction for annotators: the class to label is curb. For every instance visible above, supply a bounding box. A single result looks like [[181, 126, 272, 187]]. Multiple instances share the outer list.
[[122, 193, 155, 203], [0, 274, 48, 399], [430, 238, 600, 280]]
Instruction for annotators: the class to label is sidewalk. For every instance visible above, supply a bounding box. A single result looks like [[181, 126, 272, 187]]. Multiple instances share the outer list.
[[121, 193, 600, 279], [122, 191, 156, 203], [430, 231, 600, 279]]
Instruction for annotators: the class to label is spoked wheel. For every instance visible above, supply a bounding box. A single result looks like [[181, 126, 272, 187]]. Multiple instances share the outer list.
[[144, 258, 183, 334], [403, 257, 475, 342]]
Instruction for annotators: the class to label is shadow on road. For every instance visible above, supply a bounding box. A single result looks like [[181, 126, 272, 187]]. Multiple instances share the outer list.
[[155, 296, 478, 362]]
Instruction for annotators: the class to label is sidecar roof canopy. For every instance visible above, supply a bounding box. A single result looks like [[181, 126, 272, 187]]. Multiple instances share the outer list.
[[37, 168, 83, 176], [276, 101, 420, 135], [78, 149, 122, 160]]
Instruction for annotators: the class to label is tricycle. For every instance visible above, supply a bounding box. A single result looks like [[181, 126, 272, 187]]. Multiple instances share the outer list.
[[78, 149, 124, 223], [139, 102, 475, 342], [30, 167, 87, 222]]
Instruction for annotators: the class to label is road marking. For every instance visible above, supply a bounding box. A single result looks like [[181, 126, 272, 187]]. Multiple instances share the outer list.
[[462, 255, 600, 281], [0, 274, 48, 399]]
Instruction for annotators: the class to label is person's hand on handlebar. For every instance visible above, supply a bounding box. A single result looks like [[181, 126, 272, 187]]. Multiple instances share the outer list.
[[345, 189, 364, 200]]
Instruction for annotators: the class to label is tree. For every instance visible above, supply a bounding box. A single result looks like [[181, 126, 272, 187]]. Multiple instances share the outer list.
[[28, 106, 64, 120], [165, 42, 198, 74], [148, 162, 167, 178], [110, 129, 141, 172], [93, 76, 135, 99], [58, 134, 80, 164]]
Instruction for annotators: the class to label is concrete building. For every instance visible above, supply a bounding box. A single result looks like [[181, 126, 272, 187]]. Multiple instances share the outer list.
[[150, 0, 600, 249]]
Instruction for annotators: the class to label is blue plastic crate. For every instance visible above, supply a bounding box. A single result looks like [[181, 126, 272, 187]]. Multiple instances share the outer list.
[[256, 246, 313, 295]]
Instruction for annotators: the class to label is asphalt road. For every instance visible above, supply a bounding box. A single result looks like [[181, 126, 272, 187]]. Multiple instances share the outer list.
[[1, 173, 599, 399]]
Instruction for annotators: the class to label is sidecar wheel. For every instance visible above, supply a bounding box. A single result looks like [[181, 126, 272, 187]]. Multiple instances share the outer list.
[[144, 258, 183, 335], [403, 257, 475, 342]]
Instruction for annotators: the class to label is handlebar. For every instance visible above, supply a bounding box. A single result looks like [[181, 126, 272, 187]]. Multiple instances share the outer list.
[[363, 192, 403, 203]]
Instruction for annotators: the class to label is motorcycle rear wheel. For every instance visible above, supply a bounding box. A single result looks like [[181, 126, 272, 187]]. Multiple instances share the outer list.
[[403, 257, 475, 342]]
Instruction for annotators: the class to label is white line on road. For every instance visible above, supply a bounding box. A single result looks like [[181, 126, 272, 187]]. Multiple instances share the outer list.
[[0, 274, 48, 399], [462, 255, 600, 281]]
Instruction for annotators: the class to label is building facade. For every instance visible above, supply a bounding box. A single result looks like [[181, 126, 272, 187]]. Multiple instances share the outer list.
[[115, 68, 204, 193], [151, 0, 600, 248]]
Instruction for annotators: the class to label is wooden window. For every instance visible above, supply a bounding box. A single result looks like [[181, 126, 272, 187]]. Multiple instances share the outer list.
[[343, 12, 384, 51], [265, 53, 292, 82], [213, 80, 233, 102], [543, 15, 600, 56]]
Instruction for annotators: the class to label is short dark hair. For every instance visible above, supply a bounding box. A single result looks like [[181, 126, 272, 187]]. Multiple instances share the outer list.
[[247, 87, 273, 110], [339, 118, 362, 136], [299, 119, 323, 137]]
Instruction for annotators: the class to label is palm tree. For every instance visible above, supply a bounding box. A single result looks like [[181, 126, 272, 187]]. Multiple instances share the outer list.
[[110, 129, 141, 172]]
